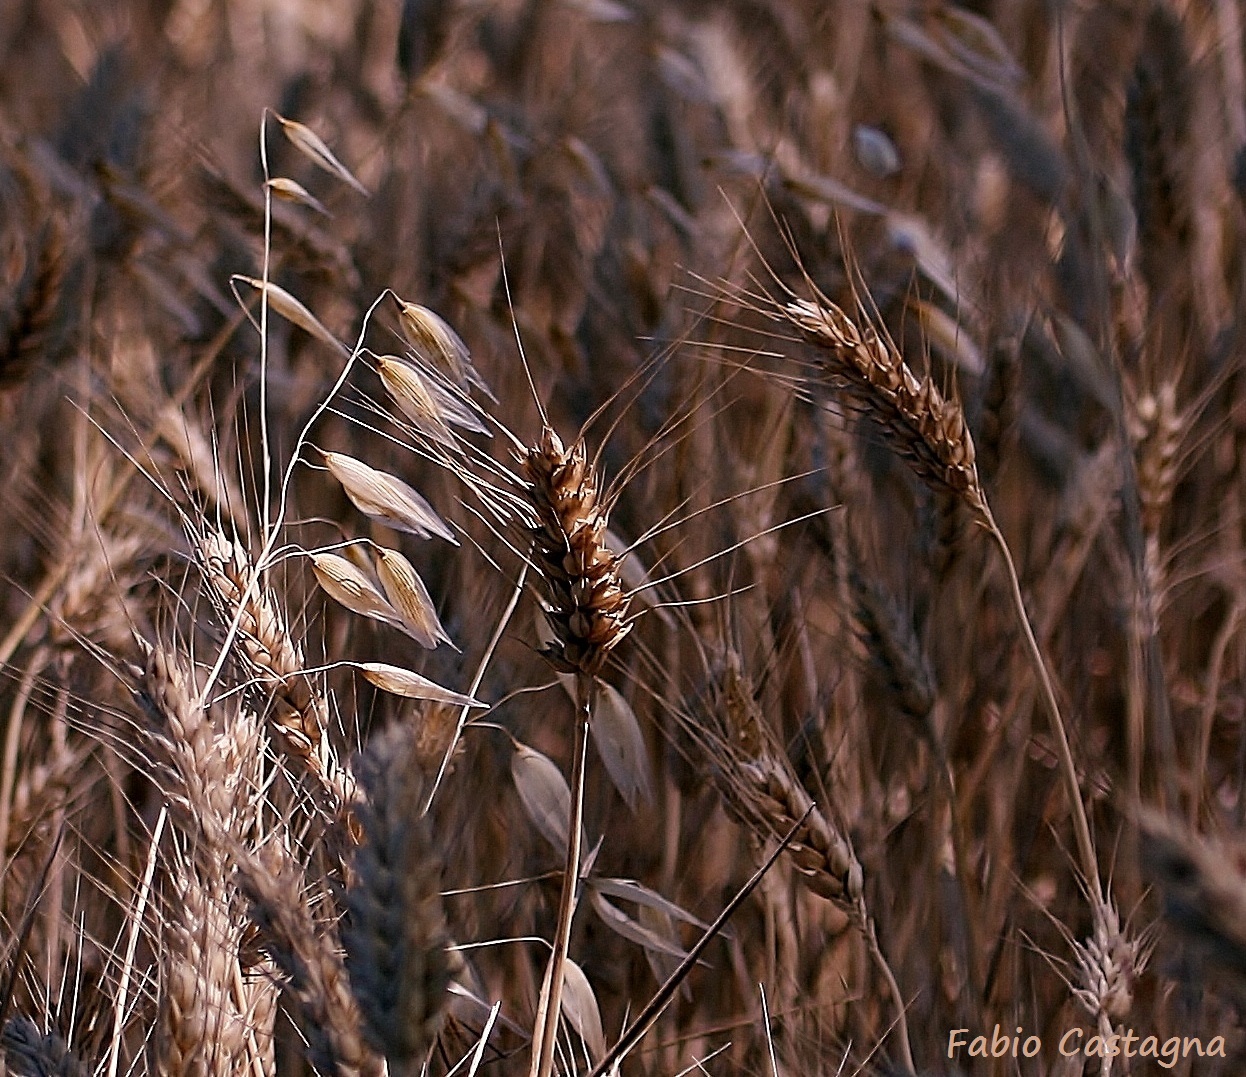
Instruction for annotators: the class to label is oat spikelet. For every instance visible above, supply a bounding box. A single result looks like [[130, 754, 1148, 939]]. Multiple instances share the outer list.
[[394, 299, 492, 398], [342, 727, 451, 1074], [521, 427, 632, 676], [324, 451, 455, 542], [374, 547, 451, 649]]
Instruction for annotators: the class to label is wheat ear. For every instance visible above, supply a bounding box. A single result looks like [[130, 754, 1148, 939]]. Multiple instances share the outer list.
[[235, 842, 381, 1077], [342, 726, 451, 1075], [768, 283, 1105, 907], [686, 650, 915, 1074], [135, 650, 269, 1077]]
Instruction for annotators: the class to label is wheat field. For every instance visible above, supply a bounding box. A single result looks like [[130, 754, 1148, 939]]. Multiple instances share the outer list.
[[1, 0, 1245, 1074]]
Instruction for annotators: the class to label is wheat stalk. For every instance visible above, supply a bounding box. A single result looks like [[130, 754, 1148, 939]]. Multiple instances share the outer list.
[[751, 274, 1108, 914]]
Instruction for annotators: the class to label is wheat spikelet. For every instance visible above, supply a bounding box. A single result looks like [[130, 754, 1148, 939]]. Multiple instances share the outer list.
[[521, 427, 631, 676], [158, 862, 250, 1077], [199, 532, 325, 751], [236, 842, 382, 1077], [1069, 899, 1142, 1026], [1125, 377, 1190, 627], [45, 531, 146, 652], [1128, 380, 1183, 542], [135, 648, 259, 848], [976, 333, 1020, 484], [1, 1016, 88, 1077], [779, 294, 987, 520], [341, 726, 451, 1074]]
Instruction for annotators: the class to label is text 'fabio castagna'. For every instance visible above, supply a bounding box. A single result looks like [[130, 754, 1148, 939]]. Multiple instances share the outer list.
[[947, 1025, 1226, 1069]]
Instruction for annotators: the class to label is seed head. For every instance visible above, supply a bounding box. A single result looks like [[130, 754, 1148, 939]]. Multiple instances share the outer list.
[[520, 427, 631, 676]]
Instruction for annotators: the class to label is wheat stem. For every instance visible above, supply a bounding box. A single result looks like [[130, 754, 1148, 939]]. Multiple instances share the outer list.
[[985, 511, 1101, 901], [530, 674, 594, 1077], [859, 909, 916, 1076]]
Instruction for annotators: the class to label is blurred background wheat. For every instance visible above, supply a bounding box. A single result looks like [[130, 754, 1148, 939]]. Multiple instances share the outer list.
[[2, 0, 1246, 1073]]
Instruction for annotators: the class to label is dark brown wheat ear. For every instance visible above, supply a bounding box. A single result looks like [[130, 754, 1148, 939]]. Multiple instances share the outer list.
[[341, 725, 451, 1077], [519, 425, 632, 679]]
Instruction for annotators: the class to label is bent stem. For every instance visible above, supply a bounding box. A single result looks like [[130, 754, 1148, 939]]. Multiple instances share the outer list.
[[857, 902, 917, 1076], [984, 509, 1102, 905], [530, 673, 595, 1077]]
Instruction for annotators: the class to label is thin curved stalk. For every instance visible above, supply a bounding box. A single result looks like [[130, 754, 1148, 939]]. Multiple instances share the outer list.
[[859, 906, 916, 1077], [984, 509, 1102, 904]]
